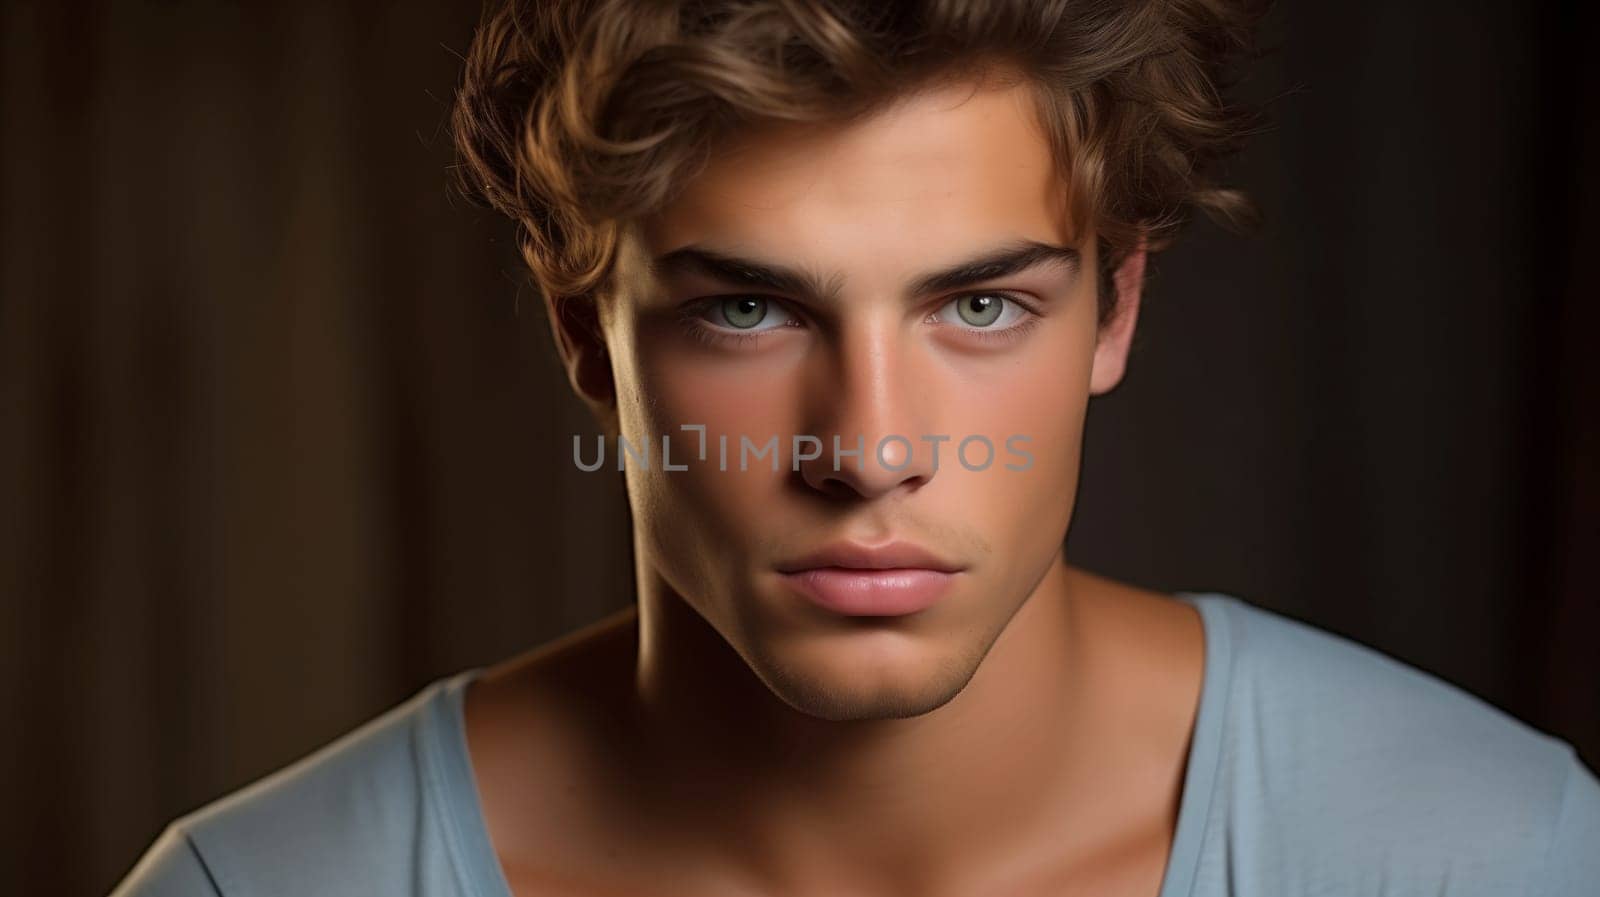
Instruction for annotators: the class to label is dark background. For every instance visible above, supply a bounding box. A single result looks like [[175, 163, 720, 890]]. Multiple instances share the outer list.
[[2, 2, 1596, 895]]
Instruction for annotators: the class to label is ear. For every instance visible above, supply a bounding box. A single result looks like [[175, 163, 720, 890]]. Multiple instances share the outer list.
[[544, 291, 616, 411], [1088, 240, 1148, 396]]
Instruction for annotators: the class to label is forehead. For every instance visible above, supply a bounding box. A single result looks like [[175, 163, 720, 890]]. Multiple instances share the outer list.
[[636, 79, 1077, 267]]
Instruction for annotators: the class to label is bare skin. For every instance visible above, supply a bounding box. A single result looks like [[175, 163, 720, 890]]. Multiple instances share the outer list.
[[464, 73, 1207, 897], [466, 566, 1202, 897]]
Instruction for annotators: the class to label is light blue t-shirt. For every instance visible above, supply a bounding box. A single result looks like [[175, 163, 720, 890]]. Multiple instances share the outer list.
[[113, 594, 1600, 896]]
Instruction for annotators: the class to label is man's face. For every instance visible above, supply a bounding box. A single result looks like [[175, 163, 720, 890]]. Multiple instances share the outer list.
[[592, 78, 1134, 721]]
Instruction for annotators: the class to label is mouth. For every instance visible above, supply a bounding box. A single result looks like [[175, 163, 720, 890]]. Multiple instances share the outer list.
[[778, 567, 959, 617], [773, 539, 965, 574], [774, 540, 965, 617]]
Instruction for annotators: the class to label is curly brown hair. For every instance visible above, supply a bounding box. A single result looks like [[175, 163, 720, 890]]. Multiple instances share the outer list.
[[452, 0, 1265, 327]]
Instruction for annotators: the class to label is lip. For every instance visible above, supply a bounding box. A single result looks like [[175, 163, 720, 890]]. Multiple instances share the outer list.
[[774, 540, 965, 575], [774, 540, 964, 617], [779, 568, 957, 617]]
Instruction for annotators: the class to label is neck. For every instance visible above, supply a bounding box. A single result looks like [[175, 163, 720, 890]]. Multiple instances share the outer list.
[[625, 549, 1128, 894]]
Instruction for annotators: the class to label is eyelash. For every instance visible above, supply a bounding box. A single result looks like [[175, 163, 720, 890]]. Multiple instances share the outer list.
[[958, 309, 1043, 346], [674, 300, 797, 349], [676, 293, 1043, 349]]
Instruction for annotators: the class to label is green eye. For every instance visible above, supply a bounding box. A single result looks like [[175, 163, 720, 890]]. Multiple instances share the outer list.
[[955, 293, 1004, 327], [721, 297, 767, 329]]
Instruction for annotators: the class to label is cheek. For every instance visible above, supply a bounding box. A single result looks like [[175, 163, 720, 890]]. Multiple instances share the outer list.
[[932, 320, 1093, 571], [614, 327, 802, 577], [943, 304, 1093, 451], [625, 311, 806, 438]]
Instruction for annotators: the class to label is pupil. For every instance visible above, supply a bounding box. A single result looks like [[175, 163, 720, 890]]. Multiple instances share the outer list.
[[958, 293, 1003, 327], [724, 296, 765, 329]]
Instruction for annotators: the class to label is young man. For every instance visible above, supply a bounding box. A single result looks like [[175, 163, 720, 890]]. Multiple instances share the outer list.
[[116, 1, 1599, 895]]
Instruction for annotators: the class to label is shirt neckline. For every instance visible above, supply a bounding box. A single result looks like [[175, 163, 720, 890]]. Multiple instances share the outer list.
[[423, 593, 1236, 897], [1159, 592, 1235, 897], [421, 665, 511, 897]]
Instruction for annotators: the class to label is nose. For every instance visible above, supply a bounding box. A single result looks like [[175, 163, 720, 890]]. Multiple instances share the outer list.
[[796, 322, 938, 500]]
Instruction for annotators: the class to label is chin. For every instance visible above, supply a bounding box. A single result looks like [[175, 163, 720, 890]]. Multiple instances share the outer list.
[[741, 625, 991, 722]]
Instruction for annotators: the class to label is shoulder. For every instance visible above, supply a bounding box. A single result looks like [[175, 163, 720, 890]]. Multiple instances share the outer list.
[[1204, 594, 1568, 770], [1187, 594, 1600, 895], [111, 673, 477, 897]]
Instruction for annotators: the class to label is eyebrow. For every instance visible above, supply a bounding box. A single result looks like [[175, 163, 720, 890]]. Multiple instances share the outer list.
[[650, 239, 1081, 304]]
